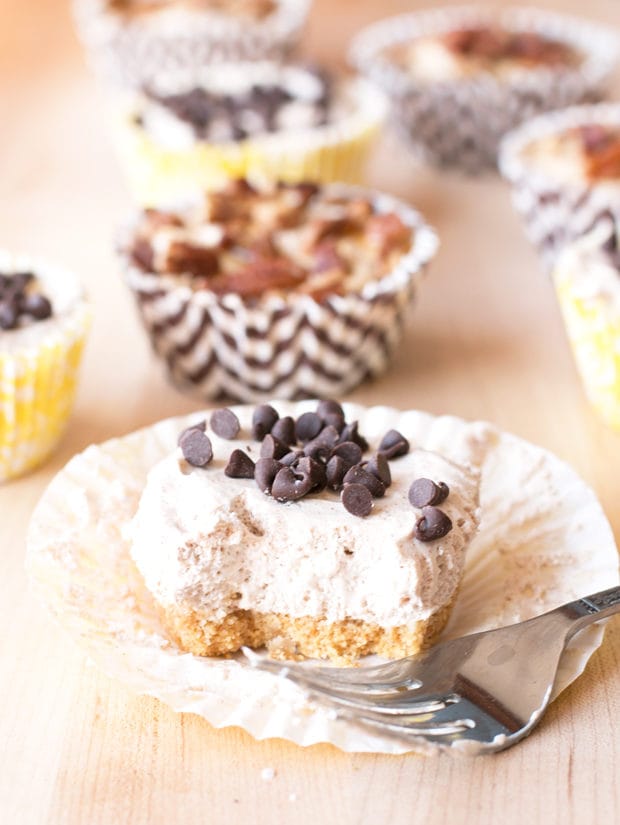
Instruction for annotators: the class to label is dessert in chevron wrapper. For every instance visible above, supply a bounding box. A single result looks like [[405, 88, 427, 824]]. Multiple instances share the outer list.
[[553, 213, 620, 430], [350, 5, 618, 172], [111, 62, 387, 204], [0, 252, 90, 482], [72, 0, 312, 87], [500, 103, 620, 266], [120, 178, 438, 401]]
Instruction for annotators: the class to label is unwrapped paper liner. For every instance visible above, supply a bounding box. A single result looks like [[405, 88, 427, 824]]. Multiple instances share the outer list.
[[26, 403, 619, 754]]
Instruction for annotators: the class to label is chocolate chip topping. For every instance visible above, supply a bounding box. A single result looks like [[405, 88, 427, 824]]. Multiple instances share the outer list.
[[379, 429, 410, 459], [224, 449, 255, 479], [326, 455, 348, 491], [210, 408, 240, 440], [295, 411, 323, 443], [0, 271, 53, 331], [271, 466, 314, 502], [343, 464, 386, 498], [331, 441, 363, 467], [295, 455, 327, 491], [317, 399, 344, 420], [260, 433, 289, 460], [280, 449, 304, 466], [339, 421, 369, 452], [414, 506, 453, 542], [179, 428, 213, 467], [341, 483, 373, 518], [177, 420, 207, 446], [254, 457, 282, 493], [270, 415, 296, 446], [408, 478, 449, 508], [252, 404, 279, 440], [365, 453, 391, 487]]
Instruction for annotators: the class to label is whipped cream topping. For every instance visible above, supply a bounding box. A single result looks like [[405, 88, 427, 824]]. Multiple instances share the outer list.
[[129, 407, 481, 628]]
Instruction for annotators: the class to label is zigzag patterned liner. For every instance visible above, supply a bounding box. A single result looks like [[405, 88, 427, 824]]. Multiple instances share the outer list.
[[122, 187, 438, 402], [73, 0, 311, 87], [500, 103, 620, 268], [350, 6, 619, 173]]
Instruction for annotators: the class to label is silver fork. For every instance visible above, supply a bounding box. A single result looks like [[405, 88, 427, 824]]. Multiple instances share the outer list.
[[244, 586, 620, 754]]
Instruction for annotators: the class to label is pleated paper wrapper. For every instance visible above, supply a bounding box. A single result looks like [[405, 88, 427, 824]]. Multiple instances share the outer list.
[[26, 403, 619, 755]]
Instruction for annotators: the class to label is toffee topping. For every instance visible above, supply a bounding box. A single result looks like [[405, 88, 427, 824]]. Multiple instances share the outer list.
[[0, 272, 53, 331]]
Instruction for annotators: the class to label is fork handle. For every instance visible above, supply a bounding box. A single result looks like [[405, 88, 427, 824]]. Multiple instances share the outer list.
[[558, 585, 620, 638]]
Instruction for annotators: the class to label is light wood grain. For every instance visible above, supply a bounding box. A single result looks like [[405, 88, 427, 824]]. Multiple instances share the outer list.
[[1, 1, 620, 823]]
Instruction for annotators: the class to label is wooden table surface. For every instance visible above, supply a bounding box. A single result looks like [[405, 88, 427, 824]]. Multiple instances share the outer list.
[[2, 0, 620, 822]]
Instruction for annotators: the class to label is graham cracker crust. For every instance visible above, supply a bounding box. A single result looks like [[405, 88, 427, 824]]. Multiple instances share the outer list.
[[162, 598, 456, 664]]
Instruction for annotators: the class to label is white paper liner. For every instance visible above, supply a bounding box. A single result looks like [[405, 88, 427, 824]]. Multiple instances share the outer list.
[[26, 402, 619, 754], [73, 0, 312, 88], [499, 103, 620, 266], [350, 6, 619, 171], [121, 185, 438, 401]]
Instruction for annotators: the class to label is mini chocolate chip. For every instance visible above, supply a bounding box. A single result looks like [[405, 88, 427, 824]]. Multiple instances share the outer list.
[[295, 411, 323, 443], [303, 438, 332, 462], [343, 465, 385, 498], [326, 455, 348, 490], [179, 428, 213, 467], [260, 433, 289, 460], [280, 449, 304, 466], [316, 399, 344, 419], [0, 300, 18, 330], [366, 453, 391, 487], [271, 466, 313, 502], [252, 404, 279, 440], [414, 506, 453, 542], [436, 482, 449, 503], [379, 429, 410, 459], [270, 415, 296, 446], [341, 483, 373, 517], [177, 420, 207, 446], [224, 449, 255, 479], [331, 441, 363, 466], [321, 411, 346, 432], [254, 458, 282, 493], [20, 293, 52, 320], [295, 455, 327, 491], [409, 478, 440, 508], [339, 421, 369, 452], [210, 408, 240, 440]]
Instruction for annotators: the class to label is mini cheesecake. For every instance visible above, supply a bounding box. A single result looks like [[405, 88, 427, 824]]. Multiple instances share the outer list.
[[129, 401, 481, 662]]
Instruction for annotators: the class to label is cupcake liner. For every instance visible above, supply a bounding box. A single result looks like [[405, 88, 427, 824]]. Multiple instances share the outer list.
[[0, 254, 90, 483], [121, 185, 438, 402], [111, 76, 387, 205], [350, 6, 619, 172], [500, 103, 620, 266], [25, 403, 620, 755], [73, 0, 312, 88], [553, 220, 620, 429]]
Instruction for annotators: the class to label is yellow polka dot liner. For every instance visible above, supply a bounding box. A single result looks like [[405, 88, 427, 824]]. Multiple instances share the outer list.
[[0, 253, 90, 482], [110, 76, 388, 206], [553, 223, 620, 431]]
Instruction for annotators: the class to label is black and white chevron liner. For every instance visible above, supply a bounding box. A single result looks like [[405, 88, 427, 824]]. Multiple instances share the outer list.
[[499, 103, 620, 268], [350, 6, 618, 173], [73, 0, 311, 88], [122, 187, 438, 402]]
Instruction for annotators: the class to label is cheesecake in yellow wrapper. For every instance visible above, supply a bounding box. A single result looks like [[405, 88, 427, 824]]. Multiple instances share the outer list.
[[111, 62, 387, 205], [0, 252, 90, 482], [553, 217, 620, 430]]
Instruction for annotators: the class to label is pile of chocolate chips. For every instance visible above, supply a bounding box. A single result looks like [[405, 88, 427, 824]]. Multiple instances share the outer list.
[[0, 272, 53, 331], [177, 401, 453, 541], [149, 71, 331, 142]]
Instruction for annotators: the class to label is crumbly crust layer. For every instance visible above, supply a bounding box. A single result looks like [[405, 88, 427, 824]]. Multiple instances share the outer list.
[[162, 598, 456, 663]]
